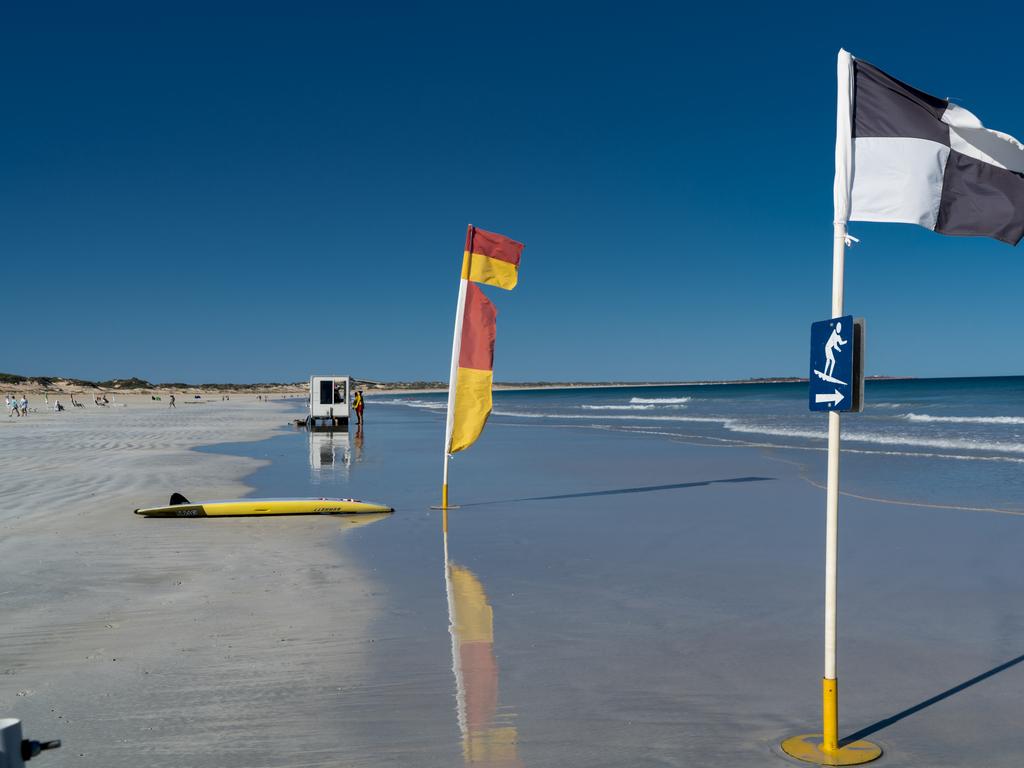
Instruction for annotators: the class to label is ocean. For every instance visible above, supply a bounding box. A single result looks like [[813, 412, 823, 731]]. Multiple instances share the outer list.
[[379, 376, 1024, 514]]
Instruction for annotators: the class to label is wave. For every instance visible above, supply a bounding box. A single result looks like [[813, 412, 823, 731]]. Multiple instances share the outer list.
[[615, 426, 1024, 464], [491, 410, 724, 424], [902, 413, 1024, 425], [580, 404, 655, 411], [387, 399, 1024, 457], [723, 422, 1024, 455], [377, 398, 446, 411], [629, 397, 691, 404], [488, 409, 1024, 455]]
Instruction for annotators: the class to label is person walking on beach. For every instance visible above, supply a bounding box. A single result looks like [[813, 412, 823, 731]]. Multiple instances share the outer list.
[[352, 390, 364, 425], [169, 394, 176, 408], [6, 395, 16, 417], [20, 395, 28, 416]]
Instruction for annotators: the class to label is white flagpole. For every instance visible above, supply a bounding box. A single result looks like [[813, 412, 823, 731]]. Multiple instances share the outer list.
[[441, 226, 474, 524], [784, 49, 879, 765], [822, 49, 853, 755], [822, 226, 845, 752]]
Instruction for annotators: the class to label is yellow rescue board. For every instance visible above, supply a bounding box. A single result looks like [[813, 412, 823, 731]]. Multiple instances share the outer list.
[[135, 494, 393, 518]]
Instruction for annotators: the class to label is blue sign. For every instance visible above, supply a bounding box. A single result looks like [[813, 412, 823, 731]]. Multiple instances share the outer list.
[[809, 315, 855, 412]]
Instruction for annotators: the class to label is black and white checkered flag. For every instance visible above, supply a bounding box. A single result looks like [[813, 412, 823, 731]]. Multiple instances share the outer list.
[[835, 50, 1024, 245]]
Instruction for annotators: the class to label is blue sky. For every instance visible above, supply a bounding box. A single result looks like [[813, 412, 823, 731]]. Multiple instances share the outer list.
[[2, 2, 1021, 383]]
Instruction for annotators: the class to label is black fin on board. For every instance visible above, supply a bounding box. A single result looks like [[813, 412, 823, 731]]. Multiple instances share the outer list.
[[169, 492, 190, 505]]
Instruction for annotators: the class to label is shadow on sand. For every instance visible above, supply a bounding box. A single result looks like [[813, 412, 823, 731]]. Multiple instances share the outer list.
[[462, 476, 774, 507], [841, 652, 1024, 746]]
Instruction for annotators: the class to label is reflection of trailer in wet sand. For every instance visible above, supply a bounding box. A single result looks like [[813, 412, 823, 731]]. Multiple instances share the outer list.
[[307, 375, 350, 431], [309, 429, 351, 471]]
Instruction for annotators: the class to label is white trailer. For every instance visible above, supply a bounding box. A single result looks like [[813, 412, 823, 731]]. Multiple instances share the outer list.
[[308, 375, 350, 429]]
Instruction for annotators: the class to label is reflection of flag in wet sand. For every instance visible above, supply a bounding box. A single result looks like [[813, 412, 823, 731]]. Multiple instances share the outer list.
[[445, 546, 523, 767]]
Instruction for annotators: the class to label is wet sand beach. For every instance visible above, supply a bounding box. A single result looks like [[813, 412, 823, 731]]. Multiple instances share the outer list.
[[1, 399, 384, 767], [3, 390, 1024, 766]]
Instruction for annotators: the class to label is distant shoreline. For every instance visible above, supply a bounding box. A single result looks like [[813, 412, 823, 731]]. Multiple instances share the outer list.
[[367, 376, 913, 396], [0, 373, 921, 398]]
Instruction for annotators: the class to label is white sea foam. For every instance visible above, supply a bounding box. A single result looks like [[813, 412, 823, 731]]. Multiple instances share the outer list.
[[379, 398, 446, 411], [614, 426, 1024, 464], [389, 398, 1024, 457], [580, 404, 656, 411], [629, 397, 692, 404], [723, 422, 1024, 455], [490, 411, 723, 423], [486, 408, 1024, 456], [902, 413, 1024, 425]]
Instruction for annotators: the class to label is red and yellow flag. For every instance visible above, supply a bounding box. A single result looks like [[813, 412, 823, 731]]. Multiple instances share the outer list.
[[446, 225, 523, 456], [450, 283, 497, 453], [462, 226, 523, 291]]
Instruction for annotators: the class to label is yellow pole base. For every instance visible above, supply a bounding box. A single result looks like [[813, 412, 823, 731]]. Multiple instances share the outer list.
[[781, 679, 881, 765], [429, 485, 462, 512], [823, 678, 838, 752], [780, 734, 881, 766]]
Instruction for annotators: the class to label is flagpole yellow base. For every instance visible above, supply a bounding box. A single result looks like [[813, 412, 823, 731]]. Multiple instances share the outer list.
[[781, 679, 881, 765], [429, 484, 461, 510], [780, 734, 881, 766]]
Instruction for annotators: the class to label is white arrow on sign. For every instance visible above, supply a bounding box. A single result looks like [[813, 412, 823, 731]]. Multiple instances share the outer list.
[[815, 389, 845, 407]]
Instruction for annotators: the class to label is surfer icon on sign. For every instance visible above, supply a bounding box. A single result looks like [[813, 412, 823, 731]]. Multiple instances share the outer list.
[[814, 321, 848, 386], [809, 314, 862, 413]]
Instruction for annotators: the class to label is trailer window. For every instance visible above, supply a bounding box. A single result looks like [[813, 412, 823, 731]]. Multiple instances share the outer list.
[[319, 380, 334, 405]]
